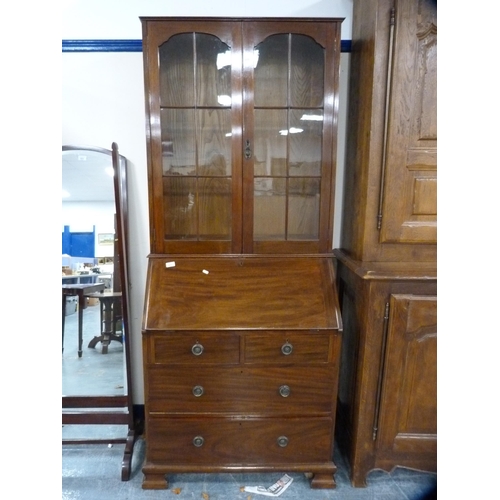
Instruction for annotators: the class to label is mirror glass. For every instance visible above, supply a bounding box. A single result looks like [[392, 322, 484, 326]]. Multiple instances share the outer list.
[[62, 146, 126, 398]]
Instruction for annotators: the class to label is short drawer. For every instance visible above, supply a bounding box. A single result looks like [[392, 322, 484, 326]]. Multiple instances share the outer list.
[[146, 415, 334, 465], [244, 331, 335, 364], [146, 332, 240, 365], [146, 365, 336, 414]]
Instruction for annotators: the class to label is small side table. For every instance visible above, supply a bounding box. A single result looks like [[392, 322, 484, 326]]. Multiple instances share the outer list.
[[86, 291, 123, 354], [62, 283, 105, 357]]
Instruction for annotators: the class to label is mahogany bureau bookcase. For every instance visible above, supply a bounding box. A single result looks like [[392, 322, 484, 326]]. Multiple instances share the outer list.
[[139, 17, 344, 489]]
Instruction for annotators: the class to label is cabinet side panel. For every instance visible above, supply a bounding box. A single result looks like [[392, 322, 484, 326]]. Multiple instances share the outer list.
[[339, 0, 378, 259]]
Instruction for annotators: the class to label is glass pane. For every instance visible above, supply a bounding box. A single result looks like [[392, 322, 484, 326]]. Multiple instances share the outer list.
[[290, 35, 324, 108], [197, 109, 232, 175], [196, 34, 231, 107], [289, 109, 323, 177], [288, 178, 320, 239], [163, 177, 197, 239], [254, 34, 288, 107], [159, 34, 194, 107], [198, 177, 232, 239], [254, 109, 287, 177], [161, 109, 196, 175], [254, 178, 286, 240]]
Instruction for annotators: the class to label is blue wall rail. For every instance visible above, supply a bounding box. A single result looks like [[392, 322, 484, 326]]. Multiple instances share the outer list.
[[62, 39, 352, 53]]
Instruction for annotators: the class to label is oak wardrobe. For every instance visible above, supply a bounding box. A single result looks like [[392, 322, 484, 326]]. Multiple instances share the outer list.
[[334, 0, 437, 486]]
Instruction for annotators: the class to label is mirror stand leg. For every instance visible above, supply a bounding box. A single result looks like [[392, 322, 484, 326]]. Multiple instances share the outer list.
[[121, 429, 137, 481]]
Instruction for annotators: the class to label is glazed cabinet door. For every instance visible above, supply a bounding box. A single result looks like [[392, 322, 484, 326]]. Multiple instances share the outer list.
[[376, 294, 437, 458], [242, 21, 341, 254], [141, 18, 342, 254], [142, 20, 243, 254], [379, 0, 437, 244]]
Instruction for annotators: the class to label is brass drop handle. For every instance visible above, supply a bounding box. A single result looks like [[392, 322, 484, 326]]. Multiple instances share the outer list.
[[277, 436, 289, 448], [192, 385, 204, 397], [279, 385, 291, 398], [193, 436, 204, 447], [244, 140, 252, 159], [281, 341, 293, 355], [191, 342, 204, 356]]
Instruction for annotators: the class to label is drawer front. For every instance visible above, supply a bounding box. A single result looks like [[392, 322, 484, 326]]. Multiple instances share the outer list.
[[147, 333, 240, 365], [147, 416, 333, 464], [244, 331, 334, 364], [147, 365, 336, 414]]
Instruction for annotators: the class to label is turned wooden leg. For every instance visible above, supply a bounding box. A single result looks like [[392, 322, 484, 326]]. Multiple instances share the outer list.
[[62, 293, 67, 353], [310, 473, 336, 489], [77, 292, 85, 357], [102, 341, 109, 354]]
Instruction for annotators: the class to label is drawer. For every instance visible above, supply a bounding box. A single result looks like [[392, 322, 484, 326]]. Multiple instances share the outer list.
[[146, 416, 334, 465], [244, 331, 335, 364], [146, 365, 336, 414], [147, 332, 240, 365]]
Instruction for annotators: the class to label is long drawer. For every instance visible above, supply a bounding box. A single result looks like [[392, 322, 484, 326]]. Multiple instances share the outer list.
[[146, 416, 334, 464], [146, 365, 336, 414]]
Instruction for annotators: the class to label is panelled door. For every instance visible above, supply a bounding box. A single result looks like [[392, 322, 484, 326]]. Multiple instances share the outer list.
[[376, 294, 437, 458], [379, 0, 437, 244], [141, 18, 342, 255]]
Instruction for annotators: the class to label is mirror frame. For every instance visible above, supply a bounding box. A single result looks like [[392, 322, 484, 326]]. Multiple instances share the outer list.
[[61, 144, 136, 481]]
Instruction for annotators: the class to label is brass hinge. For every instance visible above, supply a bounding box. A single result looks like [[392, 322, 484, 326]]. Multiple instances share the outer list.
[[372, 301, 391, 440], [377, 7, 396, 231]]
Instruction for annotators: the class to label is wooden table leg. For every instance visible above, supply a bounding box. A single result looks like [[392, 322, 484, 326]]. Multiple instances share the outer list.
[[101, 296, 113, 354], [77, 291, 85, 358], [87, 295, 123, 354], [62, 283, 105, 358], [62, 292, 67, 354]]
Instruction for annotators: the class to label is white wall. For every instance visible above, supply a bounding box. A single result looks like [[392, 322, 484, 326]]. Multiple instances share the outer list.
[[62, 0, 353, 39], [61, 0, 353, 404], [62, 201, 114, 230]]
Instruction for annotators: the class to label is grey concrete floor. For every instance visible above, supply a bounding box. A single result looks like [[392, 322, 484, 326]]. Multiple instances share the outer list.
[[62, 436, 436, 500]]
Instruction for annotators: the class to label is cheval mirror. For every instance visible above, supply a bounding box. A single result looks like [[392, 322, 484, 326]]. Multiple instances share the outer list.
[[62, 143, 136, 480]]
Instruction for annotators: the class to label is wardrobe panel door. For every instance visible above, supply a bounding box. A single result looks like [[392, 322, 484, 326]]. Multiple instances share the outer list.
[[377, 294, 437, 456], [380, 0, 437, 245]]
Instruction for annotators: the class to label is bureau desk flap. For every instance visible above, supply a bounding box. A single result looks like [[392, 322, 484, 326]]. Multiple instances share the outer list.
[[142, 256, 342, 331]]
